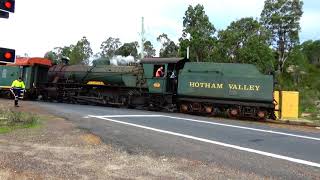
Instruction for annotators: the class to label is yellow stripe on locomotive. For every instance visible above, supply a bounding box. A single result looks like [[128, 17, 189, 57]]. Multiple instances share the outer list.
[[86, 81, 106, 86]]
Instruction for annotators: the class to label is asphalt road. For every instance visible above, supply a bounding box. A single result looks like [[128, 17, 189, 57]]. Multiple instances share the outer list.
[[36, 101, 320, 179]]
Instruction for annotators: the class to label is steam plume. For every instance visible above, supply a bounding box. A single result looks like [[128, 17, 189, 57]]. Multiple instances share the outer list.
[[110, 55, 139, 66]]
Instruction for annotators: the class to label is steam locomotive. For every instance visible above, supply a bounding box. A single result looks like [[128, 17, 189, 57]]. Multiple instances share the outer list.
[[0, 57, 276, 120]]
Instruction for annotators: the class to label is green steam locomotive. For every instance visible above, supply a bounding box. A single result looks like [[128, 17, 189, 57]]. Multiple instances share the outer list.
[[0, 57, 276, 119]]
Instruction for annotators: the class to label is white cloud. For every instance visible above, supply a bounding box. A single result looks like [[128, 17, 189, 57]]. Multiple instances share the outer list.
[[0, 0, 318, 57]]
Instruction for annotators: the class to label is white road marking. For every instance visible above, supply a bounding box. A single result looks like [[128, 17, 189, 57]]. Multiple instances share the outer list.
[[161, 115, 320, 142], [97, 115, 163, 118], [87, 114, 320, 141], [88, 115, 320, 168]]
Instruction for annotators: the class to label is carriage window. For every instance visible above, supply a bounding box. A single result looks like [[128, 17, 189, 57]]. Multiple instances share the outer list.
[[153, 65, 165, 78]]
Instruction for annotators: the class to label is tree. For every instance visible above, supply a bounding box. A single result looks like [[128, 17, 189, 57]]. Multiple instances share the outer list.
[[180, 4, 216, 62], [260, 0, 303, 72], [143, 41, 156, 57], [116, 41, 139, 57], [47, 37, 93, 65], [215, 17, 275, 72], [44, 51, 59, 64], [48, 46, 73, 64], [68, 36, 93, 65], [54, 46, 72, 58], [157, 33, 179, 57], [301, 40, 320, 65], [100, 37, 122, 59]]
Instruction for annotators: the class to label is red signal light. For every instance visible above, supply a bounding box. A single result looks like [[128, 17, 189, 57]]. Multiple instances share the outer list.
[[0, 0, 14, 13], [0, 47, 15, 63], [4, 1, 12, 9], [4, 52, 12, 59]]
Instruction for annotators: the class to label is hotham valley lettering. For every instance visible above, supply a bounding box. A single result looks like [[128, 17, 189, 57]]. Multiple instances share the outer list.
[[189, 82, 260, 91]]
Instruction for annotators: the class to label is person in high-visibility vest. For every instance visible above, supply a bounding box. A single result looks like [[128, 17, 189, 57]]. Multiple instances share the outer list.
[[10, 77, 26, 107]]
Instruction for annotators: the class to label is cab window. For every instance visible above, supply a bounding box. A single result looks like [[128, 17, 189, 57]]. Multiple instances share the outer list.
[[153, 65, 165, 78]]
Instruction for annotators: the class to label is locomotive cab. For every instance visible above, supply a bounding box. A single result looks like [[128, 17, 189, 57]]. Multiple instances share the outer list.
[[141, 57, 186, 94]]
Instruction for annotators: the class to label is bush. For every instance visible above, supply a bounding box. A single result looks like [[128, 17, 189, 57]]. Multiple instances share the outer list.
[[277, 59, 320, 120], [0, 106, 38, 128]]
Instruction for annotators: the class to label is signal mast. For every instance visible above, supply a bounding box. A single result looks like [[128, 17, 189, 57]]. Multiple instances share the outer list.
[[0, 0, 15, 64], [141, 17, 145, 59]]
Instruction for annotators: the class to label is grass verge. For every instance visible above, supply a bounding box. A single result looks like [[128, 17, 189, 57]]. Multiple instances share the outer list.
[[0, 107, 39, 134]]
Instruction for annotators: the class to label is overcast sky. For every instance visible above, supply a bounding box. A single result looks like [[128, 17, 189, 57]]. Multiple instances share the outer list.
[[0, 0, 319, 57]]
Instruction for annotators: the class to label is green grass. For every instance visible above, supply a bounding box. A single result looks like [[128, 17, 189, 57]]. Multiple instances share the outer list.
[[0, 107, 40, 134], [0, 123, 40, 134], [0, 127, 11, 133]]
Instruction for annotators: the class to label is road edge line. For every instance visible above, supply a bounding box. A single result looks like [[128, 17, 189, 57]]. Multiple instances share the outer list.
[[161, 115, 320, 141], [89, 115, 320, 168]]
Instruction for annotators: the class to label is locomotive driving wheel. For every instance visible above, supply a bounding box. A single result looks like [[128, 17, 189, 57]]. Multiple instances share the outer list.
[[256, 110, 267, 120], [179, 103, 189, 113], [204, 105, 213, 114], [227, 107, 240, 119]]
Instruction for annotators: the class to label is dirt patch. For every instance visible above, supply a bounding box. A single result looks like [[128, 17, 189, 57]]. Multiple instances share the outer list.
[[81, 133, 102, 145], [0, 99, 49, 115]]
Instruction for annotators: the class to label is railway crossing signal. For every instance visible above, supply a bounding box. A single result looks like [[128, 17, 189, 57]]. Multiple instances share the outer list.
[[0, 0, 15, 64], [0, 47, 16, 63], [0, 0, 14, 19], [0, 0, 15, 13]]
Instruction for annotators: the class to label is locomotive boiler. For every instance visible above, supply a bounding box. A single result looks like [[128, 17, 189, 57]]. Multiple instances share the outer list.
[[48, 64, 146, 87], [43, 62, 149, 106]]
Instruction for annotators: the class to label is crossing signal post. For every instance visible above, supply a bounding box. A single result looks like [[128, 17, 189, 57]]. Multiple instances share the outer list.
[[1, 0, 15, 64]]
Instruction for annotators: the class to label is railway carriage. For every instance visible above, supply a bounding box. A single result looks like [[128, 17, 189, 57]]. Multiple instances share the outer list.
[[0, 58, 51, 98]]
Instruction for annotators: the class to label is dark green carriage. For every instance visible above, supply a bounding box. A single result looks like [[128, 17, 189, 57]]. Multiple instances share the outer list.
[[0, 64, 50, 97], [0, 66, 20, 90]]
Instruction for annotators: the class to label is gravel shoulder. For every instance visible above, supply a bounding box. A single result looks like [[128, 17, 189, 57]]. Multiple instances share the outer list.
[[0, 99, 269, 179]]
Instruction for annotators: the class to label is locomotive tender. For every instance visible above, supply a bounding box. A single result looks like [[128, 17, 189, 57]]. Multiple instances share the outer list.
[[0, 57, 276, 119]]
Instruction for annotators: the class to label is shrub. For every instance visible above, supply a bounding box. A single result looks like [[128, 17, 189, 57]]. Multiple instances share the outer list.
[[0, 106, 38, 128]]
